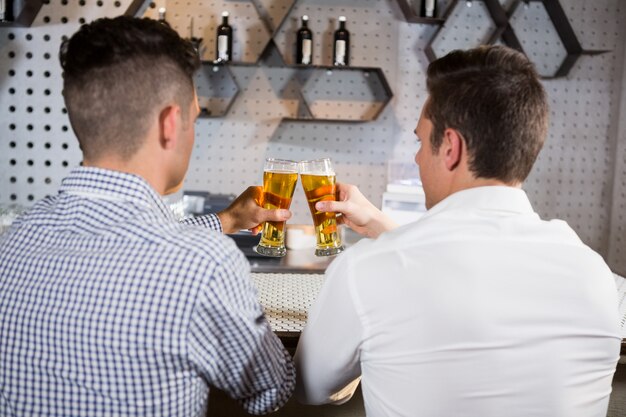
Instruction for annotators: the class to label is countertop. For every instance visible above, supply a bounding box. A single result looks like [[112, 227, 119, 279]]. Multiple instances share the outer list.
[[233, 225, 364, 274], [247, 248, 333, 274]]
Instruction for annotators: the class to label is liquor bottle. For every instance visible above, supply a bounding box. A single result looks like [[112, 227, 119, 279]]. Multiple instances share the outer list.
[[216, 11, 233, 63], [157, 7, 170, 26], [333, 16, 350, 66], [420, 0, 437, 17], [0, 0, 13, 22], [296, 15, 313, 65]]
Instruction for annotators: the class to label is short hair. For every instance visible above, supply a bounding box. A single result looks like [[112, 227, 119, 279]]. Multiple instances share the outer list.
[[425, 45, 549, 183], [60, 16, 201, 161]]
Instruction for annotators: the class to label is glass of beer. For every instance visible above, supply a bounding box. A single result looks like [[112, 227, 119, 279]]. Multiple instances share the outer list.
[[255, 158, 299, 257], [299, 158, 344, 256]]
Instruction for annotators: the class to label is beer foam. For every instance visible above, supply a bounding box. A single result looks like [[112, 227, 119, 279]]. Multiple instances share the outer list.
[[266, 169, 298, 174], [302, 171, 335, 176]]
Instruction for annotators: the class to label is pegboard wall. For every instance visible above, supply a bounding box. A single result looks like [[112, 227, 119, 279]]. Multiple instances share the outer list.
[[1, 0, 625, 274]]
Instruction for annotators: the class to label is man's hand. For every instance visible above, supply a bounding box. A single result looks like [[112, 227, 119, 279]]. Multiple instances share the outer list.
[[314, 183, 398, 239], [217, 186, 291, 235]]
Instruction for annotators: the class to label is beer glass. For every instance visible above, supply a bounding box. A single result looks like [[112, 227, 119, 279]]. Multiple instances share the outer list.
[[255, 158, 298, 257], [299, 158, 344, 256]]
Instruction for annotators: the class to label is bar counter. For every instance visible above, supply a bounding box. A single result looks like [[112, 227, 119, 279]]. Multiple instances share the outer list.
[[246, 246, 332, 349]]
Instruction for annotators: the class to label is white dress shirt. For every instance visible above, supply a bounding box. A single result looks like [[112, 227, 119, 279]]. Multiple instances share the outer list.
[[295, 186, 620, 417]]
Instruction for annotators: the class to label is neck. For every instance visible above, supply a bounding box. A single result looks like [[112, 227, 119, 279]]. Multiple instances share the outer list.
[[83, 150, 169, 195], [428, 175, 521, 210], [447, 155, 522, 194], [450, 176, 521, 193]]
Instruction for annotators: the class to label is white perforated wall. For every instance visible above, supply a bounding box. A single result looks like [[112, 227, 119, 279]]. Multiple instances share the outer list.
[[524, 3, 625, 273], [608, 34, 626, 275], [1, 0, 625, 273]]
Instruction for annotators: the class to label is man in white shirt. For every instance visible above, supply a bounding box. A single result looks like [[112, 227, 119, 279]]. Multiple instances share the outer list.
[[294, 45, 621, 417]]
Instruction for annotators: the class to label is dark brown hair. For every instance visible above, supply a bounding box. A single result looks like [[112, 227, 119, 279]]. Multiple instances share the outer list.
[[426, 45, 549, 183], [60, 16, 200, 161]]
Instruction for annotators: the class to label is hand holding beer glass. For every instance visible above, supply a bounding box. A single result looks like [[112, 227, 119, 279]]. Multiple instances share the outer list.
[[300, 158, 345, 256], [255, 158, 298, 257]]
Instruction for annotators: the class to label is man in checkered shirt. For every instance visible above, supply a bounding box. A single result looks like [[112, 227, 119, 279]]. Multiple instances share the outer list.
[[0, 16, 295, 416]]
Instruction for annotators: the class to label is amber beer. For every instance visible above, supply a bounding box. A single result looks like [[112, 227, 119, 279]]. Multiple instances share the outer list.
[[255, 159, 298, 257], [299, 159, 344, 256]]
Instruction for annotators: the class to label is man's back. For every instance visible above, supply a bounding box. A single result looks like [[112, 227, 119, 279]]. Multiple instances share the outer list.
[[0, 167, 294, 416], [297, 186, 620, 416]]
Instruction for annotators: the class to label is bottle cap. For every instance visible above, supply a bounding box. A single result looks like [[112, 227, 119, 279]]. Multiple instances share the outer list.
[[302, 15, 309, 21], [339, 16, 346, 22], [222, 11, 229, 17]]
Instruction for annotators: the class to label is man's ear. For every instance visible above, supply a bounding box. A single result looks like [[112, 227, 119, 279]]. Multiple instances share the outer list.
[[158, 105, 180, 150], [441, 128, 464, 171]]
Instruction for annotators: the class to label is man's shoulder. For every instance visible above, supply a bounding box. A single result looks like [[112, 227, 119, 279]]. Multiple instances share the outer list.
[[332, 211, 593, 273], [148, 219, 244, 267], [343, 219, 433, 258], [329, 225, 419, 275]]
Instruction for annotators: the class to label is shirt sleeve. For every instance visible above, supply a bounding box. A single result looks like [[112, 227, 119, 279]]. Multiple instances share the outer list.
[[187, 248, 295, 414], [180, 213, 223, 233], [294, 254, 364, 405]]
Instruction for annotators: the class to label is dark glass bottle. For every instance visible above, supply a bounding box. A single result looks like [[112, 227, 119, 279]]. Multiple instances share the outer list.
[[1, 0, 14, 22], [420, 0, 437, 18], [333, 16, 350, 66], [296, 15, 313, 65], [216, 11, 233, 63], [157, 7, 170, 27]]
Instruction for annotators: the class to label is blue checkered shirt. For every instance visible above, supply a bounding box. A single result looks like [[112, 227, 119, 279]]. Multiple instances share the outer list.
[[0, 167, 295, 416]]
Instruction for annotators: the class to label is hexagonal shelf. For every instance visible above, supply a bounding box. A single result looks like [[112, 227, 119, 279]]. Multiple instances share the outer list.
[[0, 0, 43, 27], [137, 0, 393, 121], [396, 0, 445, 24], [424, 0, 508, 62], [141, 0, 274, 64], [126, 0, 151, 17], [264, 1, 395, 123], [283, 66, 393, 123], [252, 0, 298, 37], [502, 0, 582, 78], [194, 63, 240, 118], [406, 0, 607, 78]]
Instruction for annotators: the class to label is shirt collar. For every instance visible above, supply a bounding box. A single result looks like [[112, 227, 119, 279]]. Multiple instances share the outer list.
[[423, 186, 536, 220], [59, 166, 176, 221]]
